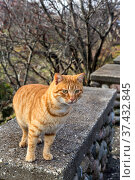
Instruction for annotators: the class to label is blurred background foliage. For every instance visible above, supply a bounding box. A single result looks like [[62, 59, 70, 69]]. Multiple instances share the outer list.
[[0, 82, 14, 124], [0, 0, 120, 123]]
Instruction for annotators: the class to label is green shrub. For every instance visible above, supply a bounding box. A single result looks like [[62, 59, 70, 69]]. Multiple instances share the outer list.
[[0, 82, 14, 123]]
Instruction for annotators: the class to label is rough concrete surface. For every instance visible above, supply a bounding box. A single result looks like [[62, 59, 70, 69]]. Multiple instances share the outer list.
[[90, 64, 120, 84], [0, 87, 116, 180]]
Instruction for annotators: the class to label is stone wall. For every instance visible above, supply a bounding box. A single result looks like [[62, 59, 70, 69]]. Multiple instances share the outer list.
[[113, 56, 120, 64], [73, 110, 115, 180]]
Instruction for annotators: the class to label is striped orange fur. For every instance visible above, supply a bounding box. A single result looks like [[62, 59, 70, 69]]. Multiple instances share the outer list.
[[13, 73, 85, 162]]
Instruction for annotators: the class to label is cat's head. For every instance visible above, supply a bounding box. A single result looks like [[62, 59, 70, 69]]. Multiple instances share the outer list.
[[52, 73, 85, 105]]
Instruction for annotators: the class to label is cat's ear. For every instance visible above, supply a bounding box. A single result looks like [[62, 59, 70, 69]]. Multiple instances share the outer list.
[[77, 73, 85, 83], [54, 73, 63, 85]]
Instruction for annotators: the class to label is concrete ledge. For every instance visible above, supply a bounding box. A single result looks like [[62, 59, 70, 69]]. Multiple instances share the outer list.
[[90, 64, 120, 84], [90, 64, 120, 125], [0, 87, 116, 180]]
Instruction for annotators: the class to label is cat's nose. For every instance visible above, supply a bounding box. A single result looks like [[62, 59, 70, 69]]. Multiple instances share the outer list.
[[70, 97, 75, 102]]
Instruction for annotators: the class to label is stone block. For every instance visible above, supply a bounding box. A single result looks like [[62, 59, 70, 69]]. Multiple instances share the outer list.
[[110, 84, 120, 93], [90, 64, 120, 84], [114, 100, 120, 108], [113, 56, 120, 64]]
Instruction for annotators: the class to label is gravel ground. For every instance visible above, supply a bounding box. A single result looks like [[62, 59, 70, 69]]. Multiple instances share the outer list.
[[103, 125, 120, 180]]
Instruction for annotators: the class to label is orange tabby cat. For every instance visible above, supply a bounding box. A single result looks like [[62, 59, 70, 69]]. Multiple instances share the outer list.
[[13, 73, 84, 162]]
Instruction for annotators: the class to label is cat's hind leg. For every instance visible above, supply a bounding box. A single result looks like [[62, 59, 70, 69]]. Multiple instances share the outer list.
[[25, 126, 41, 162], [19, 126, 28, 148], [19, 123, 42, 147], [15, 115, 28, 148]]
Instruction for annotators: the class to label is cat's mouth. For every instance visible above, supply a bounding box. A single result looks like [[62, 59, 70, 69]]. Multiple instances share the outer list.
[[67, 100, 77, 104], [68, 102, 74, 104]]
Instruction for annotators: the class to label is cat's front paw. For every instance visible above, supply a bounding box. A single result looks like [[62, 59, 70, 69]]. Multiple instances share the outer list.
[[43, 153, 53, 161], [19, 141, 27, 148], [25, 154, 35, 162]]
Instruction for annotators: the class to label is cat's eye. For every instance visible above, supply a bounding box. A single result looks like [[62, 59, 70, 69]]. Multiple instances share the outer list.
[[75, 89, 80, 94], [62, 89, 68, 94]]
